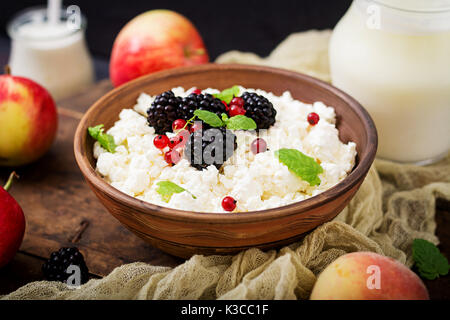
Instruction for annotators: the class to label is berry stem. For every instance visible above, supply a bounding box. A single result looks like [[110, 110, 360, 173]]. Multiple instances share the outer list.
[[4, 65, 11, 75], [3, 171, 18, 191], [183, 47, 205, 58], [194, 48, 206, 55], [176, 115, 197, 135]]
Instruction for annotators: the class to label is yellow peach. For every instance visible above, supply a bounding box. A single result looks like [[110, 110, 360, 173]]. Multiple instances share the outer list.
[[310, 252, 429, 300]]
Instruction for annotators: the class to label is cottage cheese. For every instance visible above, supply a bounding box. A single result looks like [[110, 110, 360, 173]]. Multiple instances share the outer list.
[[93, 86, 357, 213]]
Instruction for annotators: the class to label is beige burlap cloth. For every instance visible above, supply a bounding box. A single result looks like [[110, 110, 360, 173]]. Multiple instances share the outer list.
[[3, 30, 450, 300]]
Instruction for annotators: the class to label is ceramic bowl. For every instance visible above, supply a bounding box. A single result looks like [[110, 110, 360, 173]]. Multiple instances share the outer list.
[[74, 64, 377, 258]]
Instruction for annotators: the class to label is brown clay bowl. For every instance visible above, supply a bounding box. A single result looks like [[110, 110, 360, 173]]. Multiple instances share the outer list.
[[74, 64, 377, 258]]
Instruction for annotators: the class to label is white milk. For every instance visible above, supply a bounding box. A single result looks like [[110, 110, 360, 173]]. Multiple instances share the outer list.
[[329, 0, 450, 164], [8, 7, 94, 101]]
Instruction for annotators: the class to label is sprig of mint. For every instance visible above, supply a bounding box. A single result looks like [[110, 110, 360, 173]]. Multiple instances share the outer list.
[[275, 148, 323, 186], [88, 124, 117, 153], [156, 181, 196, 203], [193, 110, 223, 127], [221, 113, 257, 131], [412, 239, 449, 280], [212, 85, 240, 104], [193, 110, 256, 131]]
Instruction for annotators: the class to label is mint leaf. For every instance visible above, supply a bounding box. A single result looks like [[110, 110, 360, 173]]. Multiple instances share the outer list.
[[221, 113, 257, 130], [225, 115, 257, 131], [213, 86, 240, 104], [275, 149, 323, 186], [193, 110, 224, 127], [156, 181, 196, 203], [413, 239, 449, 280], [88, 124, 117, 153], [192, 109, 256, 131]]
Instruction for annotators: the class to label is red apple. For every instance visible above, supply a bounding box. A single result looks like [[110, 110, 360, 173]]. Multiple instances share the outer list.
[[0, 172, 26, 268], [110, 10, 209, 87], [0, 67, 58, 167]]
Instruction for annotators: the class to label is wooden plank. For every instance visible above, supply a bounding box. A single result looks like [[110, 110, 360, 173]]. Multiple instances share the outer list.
[[0, 252, 46, 295], [59, 79, 113, 114], [423, 201, 450, 300]]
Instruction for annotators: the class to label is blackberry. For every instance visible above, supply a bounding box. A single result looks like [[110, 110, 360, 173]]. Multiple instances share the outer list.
[[147, 91, 181, 135], [42, 247, 89, 284], [241, 92, 277, 129], [185, 127, 237, 170], [178, 93, 227, 120]]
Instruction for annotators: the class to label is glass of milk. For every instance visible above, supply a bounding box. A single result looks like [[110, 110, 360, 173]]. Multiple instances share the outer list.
[[329, 0, 450, 165], [7, 6, 94, 101]]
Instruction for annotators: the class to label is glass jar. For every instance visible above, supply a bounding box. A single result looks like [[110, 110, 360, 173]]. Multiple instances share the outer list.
[[329, 0, 450, 165], [7, 6, 94, 101]]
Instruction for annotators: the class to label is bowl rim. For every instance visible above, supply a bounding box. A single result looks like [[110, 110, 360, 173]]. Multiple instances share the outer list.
[[74, 63, 377, 224]]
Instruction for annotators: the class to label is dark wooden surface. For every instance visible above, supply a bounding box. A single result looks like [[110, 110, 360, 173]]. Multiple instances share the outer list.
[[0, 80, 448, 299], [0, 80, 183, 296]]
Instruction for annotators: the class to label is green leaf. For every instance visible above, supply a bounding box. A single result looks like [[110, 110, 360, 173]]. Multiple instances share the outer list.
[[88, 124, 117, 153], [212, 85, 240, 104], [225, 115, 257, 131], [156, 181, 196, 203], [193, 110, 224, 127], [275, 148, 323, 186], [220, 112, 257, 131], [413, 239, 449, 280], [221, 113, 229, 123]]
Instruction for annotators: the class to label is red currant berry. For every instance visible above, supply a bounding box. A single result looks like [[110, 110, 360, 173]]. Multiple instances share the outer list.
[[153, 135, 169, 149], [250, 138, 268, 154], [190, 122, 203, 133], [307, 112, 320, 125], [164, 151, 172, 165], [177, 129, 190, 147], [229, 104, 246, 117], [230, 97, 244, 108], [168, 129, 190, 149], [172, 119, 187, 131], [168, 136, 181, 149], [222, 196, 237, 212], [222, 100, 229, 111], [192, 89, 202, 95], [164, 150, 181, 166]]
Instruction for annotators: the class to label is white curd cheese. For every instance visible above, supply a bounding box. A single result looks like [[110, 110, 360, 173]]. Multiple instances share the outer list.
[[94, 87, 357, 213]]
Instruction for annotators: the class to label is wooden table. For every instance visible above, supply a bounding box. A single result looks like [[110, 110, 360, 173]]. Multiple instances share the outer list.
[[1, 80, 448, 299]]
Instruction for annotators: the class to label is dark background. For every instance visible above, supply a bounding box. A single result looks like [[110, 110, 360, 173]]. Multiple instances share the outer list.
[[0, 0, 352, 80]]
